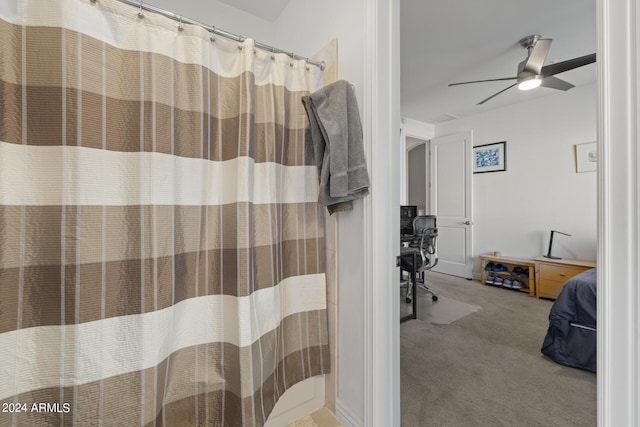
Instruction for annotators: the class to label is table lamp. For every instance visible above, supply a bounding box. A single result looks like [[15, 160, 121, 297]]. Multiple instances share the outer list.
[[545, 230, 571, 259]]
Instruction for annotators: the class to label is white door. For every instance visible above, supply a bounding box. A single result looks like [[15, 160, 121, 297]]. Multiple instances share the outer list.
[[430, 131, 473, 278]]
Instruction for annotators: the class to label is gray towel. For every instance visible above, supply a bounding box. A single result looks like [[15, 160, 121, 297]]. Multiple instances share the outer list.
[[302, 80, 370, 214]]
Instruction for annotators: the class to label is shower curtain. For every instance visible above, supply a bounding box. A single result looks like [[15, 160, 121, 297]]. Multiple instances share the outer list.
[[0, 0, 329, 425]]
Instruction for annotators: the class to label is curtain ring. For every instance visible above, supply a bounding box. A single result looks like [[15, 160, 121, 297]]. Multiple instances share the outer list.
[[177, 15, 184, 32], [137, 1, 144, 19], [210, 26, 216, 42]]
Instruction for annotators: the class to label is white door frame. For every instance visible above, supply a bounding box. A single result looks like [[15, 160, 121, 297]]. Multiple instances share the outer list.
[[364, 1, 639, 426], [596, 0, 639, 425], [361, 0, 400, 425]]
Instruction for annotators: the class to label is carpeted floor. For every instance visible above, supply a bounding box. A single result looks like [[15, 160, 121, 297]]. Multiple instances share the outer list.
[[401, 271, 597, 427]]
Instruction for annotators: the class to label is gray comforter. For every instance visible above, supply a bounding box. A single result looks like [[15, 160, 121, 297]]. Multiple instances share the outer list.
[[541, 268, 597, 372]]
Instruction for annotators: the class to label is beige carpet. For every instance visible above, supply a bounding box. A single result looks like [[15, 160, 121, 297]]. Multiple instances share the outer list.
[[401, 271, 597, 427]]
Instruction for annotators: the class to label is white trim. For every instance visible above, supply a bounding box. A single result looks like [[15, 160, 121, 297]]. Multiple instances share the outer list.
[[400, 117, 436, 139], [362, 0, 375, 423], [336, 400, 362, 427], [399, 128, 408, 205], [362, 0, 400, 426], [597, 0, 640, 425]]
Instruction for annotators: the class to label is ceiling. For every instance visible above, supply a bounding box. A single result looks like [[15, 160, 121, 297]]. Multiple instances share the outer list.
[[207, 0, 597, 125], [401, 0, 597, 124]]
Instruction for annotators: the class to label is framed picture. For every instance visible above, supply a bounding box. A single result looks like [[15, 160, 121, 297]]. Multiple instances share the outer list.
[[473, 141, 506, 173], [575, 142, 597, 172]]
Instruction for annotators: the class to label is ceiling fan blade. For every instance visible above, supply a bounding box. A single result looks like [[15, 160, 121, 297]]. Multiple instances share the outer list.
[[541, 76, 575, 91], [448, 77, 517, 87], [477, 83, 518, 105], [522, 38, 552, 74], [541, 53, 596, 76]]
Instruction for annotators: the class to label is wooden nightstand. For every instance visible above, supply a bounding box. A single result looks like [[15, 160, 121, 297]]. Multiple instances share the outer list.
[[534, 257, 597, 299]]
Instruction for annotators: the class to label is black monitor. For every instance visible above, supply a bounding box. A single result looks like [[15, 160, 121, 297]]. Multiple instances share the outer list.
[[400, 205, 418, 236]]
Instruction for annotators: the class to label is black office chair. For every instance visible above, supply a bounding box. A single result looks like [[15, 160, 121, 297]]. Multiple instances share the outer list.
[[400, 215, 439, 303]]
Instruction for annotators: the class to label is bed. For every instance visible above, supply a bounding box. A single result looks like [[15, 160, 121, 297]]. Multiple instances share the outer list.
[[541, 268, 597, 372]]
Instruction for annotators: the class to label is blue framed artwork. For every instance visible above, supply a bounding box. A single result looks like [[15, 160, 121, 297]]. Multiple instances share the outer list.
[[473, 141, 506, 173]]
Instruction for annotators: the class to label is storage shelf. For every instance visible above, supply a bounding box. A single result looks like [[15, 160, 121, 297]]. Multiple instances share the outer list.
[[479, 255, 536, 297]]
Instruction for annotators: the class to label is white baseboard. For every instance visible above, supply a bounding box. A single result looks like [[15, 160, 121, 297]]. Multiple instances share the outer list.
[[335, 400, 363, 427]]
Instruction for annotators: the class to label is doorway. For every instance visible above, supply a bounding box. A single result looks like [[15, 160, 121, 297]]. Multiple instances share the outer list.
[[405, 138, 428, 210], [366, 1, 637, 425]]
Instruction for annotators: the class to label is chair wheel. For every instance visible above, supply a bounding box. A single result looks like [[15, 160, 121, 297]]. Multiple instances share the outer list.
[[432, 295, 438, 302], [405, 297, 412, 303]]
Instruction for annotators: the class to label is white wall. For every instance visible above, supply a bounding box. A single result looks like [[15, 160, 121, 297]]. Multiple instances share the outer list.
[[149, 0, 276, 43], [271, 2, 368, 425], [271, 9, 367, 419], [436, 84, 598, 272], [272, 0, 364, 86]]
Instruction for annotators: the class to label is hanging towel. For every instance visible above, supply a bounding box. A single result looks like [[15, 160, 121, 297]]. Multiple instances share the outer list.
[[302, 80, 370, 214]]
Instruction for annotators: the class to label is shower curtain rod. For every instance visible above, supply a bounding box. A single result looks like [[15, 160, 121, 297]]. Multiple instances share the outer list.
[[114, 0, 326, 70]]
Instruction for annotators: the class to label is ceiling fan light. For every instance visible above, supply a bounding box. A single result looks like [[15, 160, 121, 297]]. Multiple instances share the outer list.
[[518, 75, 542, 91]]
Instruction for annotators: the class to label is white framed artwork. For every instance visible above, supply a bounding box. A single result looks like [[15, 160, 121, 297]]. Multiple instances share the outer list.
[[575, 142, 597, 173]]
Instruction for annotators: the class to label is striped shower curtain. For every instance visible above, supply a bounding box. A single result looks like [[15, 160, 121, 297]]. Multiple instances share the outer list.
[[0, 0, 329, 425]]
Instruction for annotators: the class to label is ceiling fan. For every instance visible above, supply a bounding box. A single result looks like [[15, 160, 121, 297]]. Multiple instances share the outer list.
[[448, 35, 596, 105]]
